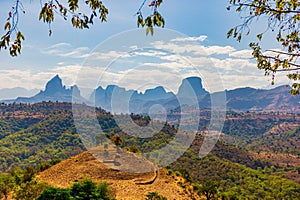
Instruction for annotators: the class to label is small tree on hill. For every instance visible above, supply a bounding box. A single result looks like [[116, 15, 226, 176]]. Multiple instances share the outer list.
[[37, 187, 71, 200], [70, 180, 113, 200], [145, 192, 167, 200], [197, 181, 219, 200], [0, 173, 14, 200]]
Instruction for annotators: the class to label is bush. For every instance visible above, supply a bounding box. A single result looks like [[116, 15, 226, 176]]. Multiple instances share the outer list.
[[166, 169, 173, 176], [0, 173, 14, 200], [145, 192, 167, 200], [38, 180, 115, 200], [37, 187, 70, 200], [13, 180, 49, 200], [97, 182, 112, 199], [124, 145, 139, 153]]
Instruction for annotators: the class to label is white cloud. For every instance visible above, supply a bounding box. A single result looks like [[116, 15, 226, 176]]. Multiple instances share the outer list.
[[203, 45, 235, 55], [229, 49, 253, 59], [262, 48, 293, 61], [0, 70, 55, 90], [171, 35, 208, 42], [60, 47, 90, 58], [42, 43, 90, 59], [47, 43, 71, 49], [152, 41, 235, 56], [137, 62, 188, 74], [0, 65, 83, 90], [129, 49, 168, 57], [0, 36, 291, 94], [87, 51, 130, 62], [105, 67, 183, 93]]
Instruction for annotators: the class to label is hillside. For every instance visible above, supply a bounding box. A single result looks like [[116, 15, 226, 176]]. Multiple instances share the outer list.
[[0, 102, 300, 199], [0, 103, 85, 171], [37, 151, 200, 200], [247, 124, 300, 154], [36, 140, 300, 199]]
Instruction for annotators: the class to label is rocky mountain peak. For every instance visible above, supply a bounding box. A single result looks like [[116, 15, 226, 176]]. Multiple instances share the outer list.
[[44, 75, 64, 95], [177, 77, 208, 98]]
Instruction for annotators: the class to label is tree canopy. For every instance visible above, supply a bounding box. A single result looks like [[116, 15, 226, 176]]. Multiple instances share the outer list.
[[227, 0, 300, 95]]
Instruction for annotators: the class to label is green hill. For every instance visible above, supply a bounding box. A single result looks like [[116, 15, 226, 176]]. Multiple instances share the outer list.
[[0, 102, 300, 199]]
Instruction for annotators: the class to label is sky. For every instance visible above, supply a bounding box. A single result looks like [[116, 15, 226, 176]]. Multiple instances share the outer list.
[[0, 0, 291, 97]]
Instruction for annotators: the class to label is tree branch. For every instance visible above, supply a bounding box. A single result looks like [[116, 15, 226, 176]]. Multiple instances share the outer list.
[[235, 3, 300, 14], [265, 49, 300, 57], [261, 55, 300, 71]]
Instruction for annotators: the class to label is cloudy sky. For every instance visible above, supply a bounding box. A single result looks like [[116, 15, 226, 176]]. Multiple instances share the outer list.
[[0, 0, 290, 95]]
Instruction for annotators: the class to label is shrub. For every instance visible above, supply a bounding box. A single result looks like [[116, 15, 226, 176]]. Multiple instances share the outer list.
[[145, 192, 167, 200], [124, 145, 139, 153], [37, 187, 70, 200], [37, 180, 115, 200]]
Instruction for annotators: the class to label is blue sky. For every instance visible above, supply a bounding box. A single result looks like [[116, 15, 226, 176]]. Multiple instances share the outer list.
[[0, 0, 289, 95]]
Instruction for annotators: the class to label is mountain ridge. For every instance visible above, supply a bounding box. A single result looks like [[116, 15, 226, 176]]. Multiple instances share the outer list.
[[0, 87, 39, 100], [1, 75, 299, 112]]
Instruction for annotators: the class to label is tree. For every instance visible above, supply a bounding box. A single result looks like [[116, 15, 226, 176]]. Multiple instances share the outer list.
[[178, 168, 192, 183], [13, 179, 49, 200], [0, 173, 14, 200], [95, 133, 107, 145], [110, 134, 123, 146], [0, 0, 164, 56], [10, 167, 49, 200], [197, 181, 219, 200], [37, 187, 71, 200], [145, 192, 167, 200], [227, 0, 300, 95], [11, 166, 36, 185], [70, 180, 113, 200], [124, 145, 140, 153], [70, 180, 99, 200], [97, 182, 112, 200], [37, 180, 114, 200]]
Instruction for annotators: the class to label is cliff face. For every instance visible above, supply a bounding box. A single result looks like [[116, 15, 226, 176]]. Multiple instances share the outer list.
[[3, 75, 299, 113], [177, 76, 209, 98], [11, 75, 86, 104]]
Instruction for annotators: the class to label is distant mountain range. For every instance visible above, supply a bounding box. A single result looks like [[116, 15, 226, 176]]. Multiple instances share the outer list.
[[1, 75, 299, 113], [3, 75, 86, 104], [0, 87, 39, 100]]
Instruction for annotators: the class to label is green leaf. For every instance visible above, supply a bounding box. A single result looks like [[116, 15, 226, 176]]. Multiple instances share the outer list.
[[146, 26, 154, 36], [227, 28, 234, 38], [145, 16, 152, 27], [68, 0, 79, 12], [4, 22, 11, 31], [17, 32, 25, 40], [146, 27, 150, 35], [39, 7, 45, 21], [257, 33, 263, 41], [137, 15, 144, 28], [237, 33, 242, 42]]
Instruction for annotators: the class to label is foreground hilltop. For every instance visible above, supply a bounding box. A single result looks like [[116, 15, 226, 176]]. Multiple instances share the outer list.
[[37, 150, 200, 200]]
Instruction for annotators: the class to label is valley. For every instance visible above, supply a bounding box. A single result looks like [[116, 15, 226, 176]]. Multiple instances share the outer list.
[[0, 102, 299, 199]]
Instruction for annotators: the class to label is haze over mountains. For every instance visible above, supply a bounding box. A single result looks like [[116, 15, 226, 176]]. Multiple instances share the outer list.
[[2, 75, 86, 104], [1, 75, 299, 113], [0, 87, 39, 100]]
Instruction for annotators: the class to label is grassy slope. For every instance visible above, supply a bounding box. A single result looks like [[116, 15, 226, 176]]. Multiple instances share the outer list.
[[0, 102, 299, 199]]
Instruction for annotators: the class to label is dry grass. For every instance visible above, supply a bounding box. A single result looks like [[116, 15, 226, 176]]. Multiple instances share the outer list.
[[37, 150, 200, 200]]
